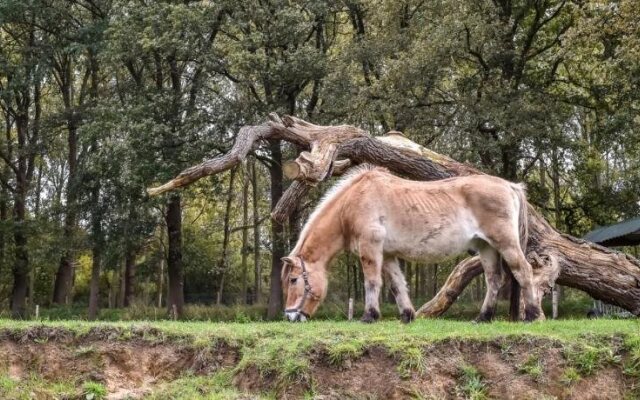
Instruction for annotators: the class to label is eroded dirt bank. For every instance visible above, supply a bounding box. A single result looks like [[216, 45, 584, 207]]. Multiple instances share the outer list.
[[0, 326, 637, 399]]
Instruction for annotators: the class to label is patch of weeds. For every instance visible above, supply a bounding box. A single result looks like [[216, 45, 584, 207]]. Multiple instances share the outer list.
[[622, 336, 640, 398], [118, 329, 134, 341], [147, 369, 259, 400], [564, 344, 620, 376], [235, 336, 313, 388], [499, 342, 513, 357], [0, 374, 16, 391], [74, 345, 95, 357], [623, 336, 640, 378], [517, 354, 543, 381], [405, 387, 440, 400], [456, 363, 488, 400], [83, 381, 107, 400], [281, 357, 310, 384], [395, 346, 427, 379], [561, 367, 581, 385], [326, 341, 364, 367], [0, 375, 77, 399]]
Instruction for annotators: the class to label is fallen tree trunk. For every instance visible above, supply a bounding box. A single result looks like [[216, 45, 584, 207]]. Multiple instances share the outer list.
[[147, 115, 640, 318]]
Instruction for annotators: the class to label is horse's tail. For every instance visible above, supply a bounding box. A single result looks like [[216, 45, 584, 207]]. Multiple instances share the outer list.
[[507, 183, 529, 321]]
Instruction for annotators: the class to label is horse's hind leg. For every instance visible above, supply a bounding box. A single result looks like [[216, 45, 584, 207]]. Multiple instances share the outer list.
[[359, 233, 385, 323], [476, 246, 505, 322], [500, 246, 540, 321], [383, 257, 416, 323]]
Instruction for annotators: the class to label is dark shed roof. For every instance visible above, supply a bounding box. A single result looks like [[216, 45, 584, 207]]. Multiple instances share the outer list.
[[584, 217, 640, 247]]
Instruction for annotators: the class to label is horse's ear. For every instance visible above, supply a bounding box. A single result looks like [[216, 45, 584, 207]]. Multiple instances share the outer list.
[[281, 257, 294, 282], [281, 256, 295, 265]]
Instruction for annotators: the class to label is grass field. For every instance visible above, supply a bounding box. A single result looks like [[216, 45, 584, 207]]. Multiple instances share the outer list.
[[0, 318, 639, 399]]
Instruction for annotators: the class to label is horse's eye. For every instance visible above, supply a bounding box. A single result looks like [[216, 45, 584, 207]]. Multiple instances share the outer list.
[[290, 277, 298, 284]]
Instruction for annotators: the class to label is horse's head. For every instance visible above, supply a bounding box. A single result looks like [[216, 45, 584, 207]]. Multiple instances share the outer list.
[[281, 255, 327, 322]]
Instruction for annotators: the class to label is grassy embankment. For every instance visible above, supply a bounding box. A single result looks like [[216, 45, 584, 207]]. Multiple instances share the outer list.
[[0, 318, 638, 399]]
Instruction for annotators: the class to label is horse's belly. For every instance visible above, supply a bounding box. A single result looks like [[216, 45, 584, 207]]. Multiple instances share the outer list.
[[384, 225, 474, 262]]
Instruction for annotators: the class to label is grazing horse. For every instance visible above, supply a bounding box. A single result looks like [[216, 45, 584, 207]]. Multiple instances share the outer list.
[[282, 166, 539, 323]]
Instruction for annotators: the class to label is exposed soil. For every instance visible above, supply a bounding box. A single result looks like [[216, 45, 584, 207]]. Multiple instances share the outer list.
[[0, 326, 635, 399], [0, 326, 237, 399]]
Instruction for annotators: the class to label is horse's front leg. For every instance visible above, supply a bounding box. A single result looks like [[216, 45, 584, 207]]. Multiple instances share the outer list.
[[476, 247, 505, 322], [383, 257, 416, 323], [359, 237, 384, 323]]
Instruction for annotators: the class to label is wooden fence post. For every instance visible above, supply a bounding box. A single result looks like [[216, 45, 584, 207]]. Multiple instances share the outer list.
[[552, 286, 559, 319], [348, 298, 354, 321]]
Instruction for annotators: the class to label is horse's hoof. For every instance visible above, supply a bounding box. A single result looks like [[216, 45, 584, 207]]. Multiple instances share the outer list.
[[524, 305, 541, 322], [361, 308, 380, 323], [401, 308, 416, 324], [474, 310, 494, 323]]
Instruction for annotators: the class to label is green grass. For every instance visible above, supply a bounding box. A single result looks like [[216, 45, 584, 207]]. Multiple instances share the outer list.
[[145, 370, 272, 400], [517, 354, 544, 381], [83, 381, 107, 399], [1, 318, 637, 343], [0, 374, 77, 400], [457, 363, 488, 400]]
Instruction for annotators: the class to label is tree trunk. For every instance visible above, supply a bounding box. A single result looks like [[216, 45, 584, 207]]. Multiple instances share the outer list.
[[0, 184, 7, 289], [124, 249, 136, 307], [157, 256, 164, 308], [10, 110, 32, 318], [251, 159, 261, 304], [118, 259, 126, 308], [267, 140, 285, 319], [52, 56, 79, 305], [432, 264, 438, 298], [419, 264, 427, 299], [166, 194, 184, 318], [352, 261, 359, 301], [11, 194, 29, 318], [88, 242, 101, 320], [87, 46, 102, 320], [241, 166, 250, 304], [216, 168, 237, 305]]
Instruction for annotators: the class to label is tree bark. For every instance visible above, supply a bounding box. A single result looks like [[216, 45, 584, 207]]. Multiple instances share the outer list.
[[88, 243, 101, 320], [241, 166, 250, 304], [267, 140, 285, 319], [215, 168, 237, 305], [147, 115, 640, 318], [123, 248, 136, 307], [166, 194, 184, 318], [417, 258, 483, 317], [11, 192, 29, 318], [88, 176, 103, 319], [52, 55, 79, 305], [251, 159, 261, 304], [157, 256, 165, 308], [10, 81, 39, 318]]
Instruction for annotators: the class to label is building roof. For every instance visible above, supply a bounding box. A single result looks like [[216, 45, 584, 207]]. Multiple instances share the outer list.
[[584, 216, 640, 247]]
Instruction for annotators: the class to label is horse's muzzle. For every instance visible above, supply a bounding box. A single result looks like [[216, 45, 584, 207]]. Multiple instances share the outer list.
[[285, 311, 307, 322]]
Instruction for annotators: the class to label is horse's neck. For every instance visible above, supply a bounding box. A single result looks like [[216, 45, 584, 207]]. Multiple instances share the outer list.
[[299, 206, 345, 265]]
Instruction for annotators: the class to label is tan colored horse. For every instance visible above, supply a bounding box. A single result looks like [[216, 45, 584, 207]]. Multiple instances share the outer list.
[[282, 166, 538, 323]]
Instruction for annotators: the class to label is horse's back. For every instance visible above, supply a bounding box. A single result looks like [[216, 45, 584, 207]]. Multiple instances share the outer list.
[[341, 171, 521, 262]]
